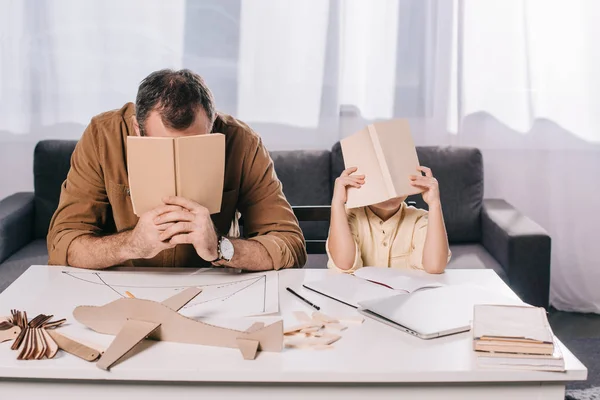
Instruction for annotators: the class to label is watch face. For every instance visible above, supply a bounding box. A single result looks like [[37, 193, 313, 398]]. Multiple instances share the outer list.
[[220, 237, 235, 261]]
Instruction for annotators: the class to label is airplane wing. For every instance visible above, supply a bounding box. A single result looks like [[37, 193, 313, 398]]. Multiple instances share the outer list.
[[97, 319, 161, 370], [161, 287, 203, 311]]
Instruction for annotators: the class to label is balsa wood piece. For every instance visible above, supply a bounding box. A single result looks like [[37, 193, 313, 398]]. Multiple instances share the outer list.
[[283, 310, 365, 351], [73, 288, 283, 369], [0, 320, 13, 329], [284, 323, 323, 335], [312, 312, 339, 324], [284, 334, 341, 348], [309, 344, 335, 351], [47, 330, 101, 362], [33, 329, 46, 360], [300, 326, 321, 334], [11, 325, 26, 350], [5, 310, 71, 361], [236, 338, 260, 360], [161, 287, 203, 311], [17, 329, 33, 360], [40, 328, 59, 358], [96, 319, 161, 370], [0, 326, 20, 343], [324, 323, 348, 332], [293, 311, 312, 323], [337, 316, 365, 325], [57, 331, 105, 353]]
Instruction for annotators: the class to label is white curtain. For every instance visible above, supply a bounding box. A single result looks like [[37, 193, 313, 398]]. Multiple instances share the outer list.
[[453, 0, 600, 144], [452, 0, 600, 313], [0, 0, 185, 134], [1, 0, 599, 312], [237, 0, 330, 128]]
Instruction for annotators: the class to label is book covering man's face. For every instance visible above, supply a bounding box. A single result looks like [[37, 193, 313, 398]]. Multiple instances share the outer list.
[[135, 108, 212, 138]]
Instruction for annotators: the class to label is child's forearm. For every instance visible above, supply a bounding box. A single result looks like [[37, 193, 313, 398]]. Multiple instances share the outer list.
[[422, 204, 449, 274], [328, 204, 356, 270]]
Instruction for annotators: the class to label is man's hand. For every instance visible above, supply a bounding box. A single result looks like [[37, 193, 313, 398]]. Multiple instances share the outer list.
[[156, 196, 219, 262], [409, 166, 441, 207], [126, 205, 183, 259], [332, 167, 365, 207]]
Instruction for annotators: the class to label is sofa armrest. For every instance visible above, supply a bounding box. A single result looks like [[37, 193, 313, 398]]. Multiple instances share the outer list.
[[481, 199, 551, 308], [0, 192, 35, 264]]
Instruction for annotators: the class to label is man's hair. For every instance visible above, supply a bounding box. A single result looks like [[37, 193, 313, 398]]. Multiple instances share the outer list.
[[135, 69, 215, 135]]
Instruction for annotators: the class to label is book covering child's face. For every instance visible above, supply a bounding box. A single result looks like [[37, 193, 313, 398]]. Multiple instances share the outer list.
[[371, 196, 407, 212]]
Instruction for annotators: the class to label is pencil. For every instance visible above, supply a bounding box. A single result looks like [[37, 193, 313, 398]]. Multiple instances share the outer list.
[[125, 291, 135, 299], [286, 287, 320, 310]]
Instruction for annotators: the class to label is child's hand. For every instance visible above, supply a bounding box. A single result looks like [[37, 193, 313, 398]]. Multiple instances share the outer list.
[[410, 166, 440, 207], [332, 167, 365, 207]]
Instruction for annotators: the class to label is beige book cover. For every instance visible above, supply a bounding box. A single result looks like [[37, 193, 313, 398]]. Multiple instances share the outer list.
[[127, 133, 225, 216], [472, 304, 554, 355], [340, 119, 422, 209]]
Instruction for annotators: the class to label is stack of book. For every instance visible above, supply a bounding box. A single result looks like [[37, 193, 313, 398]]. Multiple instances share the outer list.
[[473, 304, 565, 372]]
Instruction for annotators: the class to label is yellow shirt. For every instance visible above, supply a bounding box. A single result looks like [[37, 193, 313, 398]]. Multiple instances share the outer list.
[[326, 203, 449, 272]]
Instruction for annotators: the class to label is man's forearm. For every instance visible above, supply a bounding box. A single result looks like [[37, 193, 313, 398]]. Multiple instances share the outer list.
[[67, 231, 136, 270], [220, 239, 274, 271]]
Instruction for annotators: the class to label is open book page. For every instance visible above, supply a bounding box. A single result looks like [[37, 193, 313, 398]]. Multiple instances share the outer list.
[[371, 119, 422, 198], [174, 134, 226, 214], [341, 127, 390, 208], [353, 266, 443, 293], [473, 304, 553, 343], [303, 273, 397, 308], [127, 137, 176, 216]]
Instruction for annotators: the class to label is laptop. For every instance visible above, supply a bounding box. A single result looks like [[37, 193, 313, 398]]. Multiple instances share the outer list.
[[358, 284, 526, 339]]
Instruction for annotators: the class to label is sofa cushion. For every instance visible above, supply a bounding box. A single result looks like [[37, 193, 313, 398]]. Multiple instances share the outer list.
[[0, 239, 48, 293], [34, 140, 77, 239], [331, 143, 483, 243], [447, 244, 507, 282], [271, 150, 332, 240], [305, 246, 507, 284]]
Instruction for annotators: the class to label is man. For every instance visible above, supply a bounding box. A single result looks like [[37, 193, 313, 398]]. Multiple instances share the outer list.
[[47, 69, 306, 271]]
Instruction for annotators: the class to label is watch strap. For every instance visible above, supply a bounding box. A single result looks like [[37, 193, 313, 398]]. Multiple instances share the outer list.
[[208, 236, 223, 263]]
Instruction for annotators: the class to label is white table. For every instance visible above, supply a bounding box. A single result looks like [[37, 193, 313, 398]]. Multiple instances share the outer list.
[[0, 266, 587, 399]]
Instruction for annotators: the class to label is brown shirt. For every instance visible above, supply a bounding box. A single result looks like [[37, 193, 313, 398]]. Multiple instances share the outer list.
[[47, 103, 306, 270]]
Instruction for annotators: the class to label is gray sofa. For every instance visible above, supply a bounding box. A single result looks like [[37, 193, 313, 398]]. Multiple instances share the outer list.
[[0, 140, 551, 308]]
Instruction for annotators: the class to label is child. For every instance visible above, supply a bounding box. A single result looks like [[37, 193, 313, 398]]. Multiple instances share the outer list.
[[327, 166, 450, 274]]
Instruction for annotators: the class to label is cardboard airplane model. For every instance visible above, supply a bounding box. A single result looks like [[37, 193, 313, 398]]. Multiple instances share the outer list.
[[73, 287, 283, 370]]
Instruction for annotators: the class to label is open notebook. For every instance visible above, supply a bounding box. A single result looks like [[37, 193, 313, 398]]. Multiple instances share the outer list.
[[303, 267, 443, 308]]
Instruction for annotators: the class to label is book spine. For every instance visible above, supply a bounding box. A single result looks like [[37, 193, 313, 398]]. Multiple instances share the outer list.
[[367, 124, 396, 198], [173, 139, 180, 196]]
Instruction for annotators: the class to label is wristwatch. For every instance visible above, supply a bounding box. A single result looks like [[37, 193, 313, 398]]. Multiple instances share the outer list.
[[210, 236, 234, 263]]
